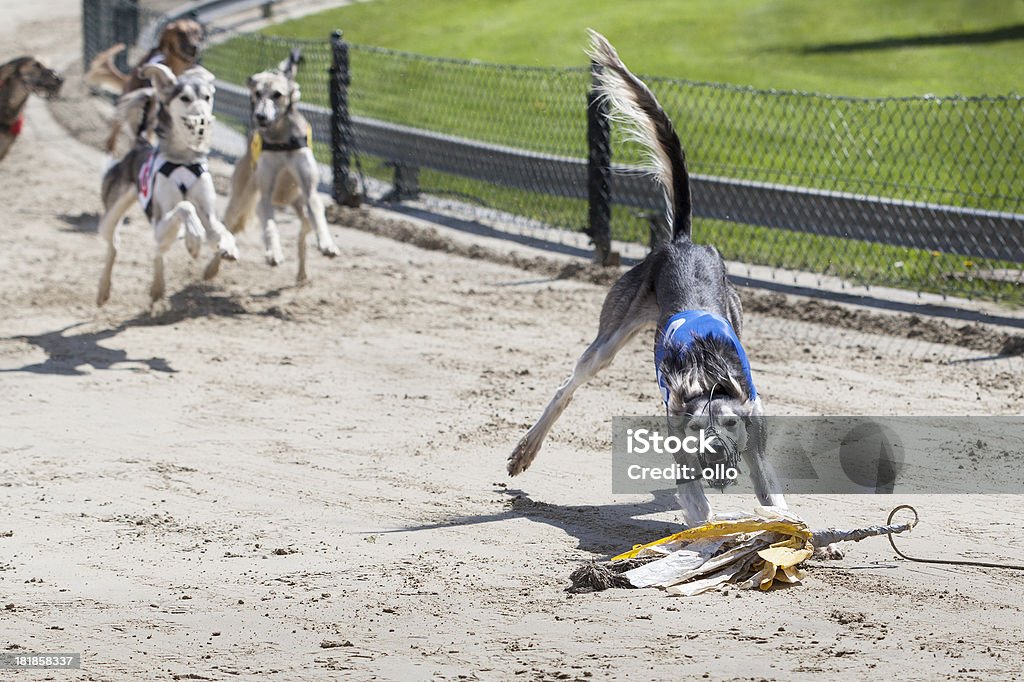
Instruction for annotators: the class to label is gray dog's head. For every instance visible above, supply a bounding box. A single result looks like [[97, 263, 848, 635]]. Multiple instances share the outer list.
[[660, 335, 760, 489], [247, 49, 302, 130]]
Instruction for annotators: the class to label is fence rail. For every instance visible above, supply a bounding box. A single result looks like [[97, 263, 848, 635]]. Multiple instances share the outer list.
[[221, 69, 1024, 265], [83, 0, 1024, 302]]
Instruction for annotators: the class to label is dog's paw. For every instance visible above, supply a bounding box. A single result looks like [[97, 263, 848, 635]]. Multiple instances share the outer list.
[[265, 250, 284, 267], [149, 279, 165, 303], [319, 242, 340, 258], [218, 238, 239, 262], [96, 285, 111, 307], [507, 434, 540, 477]]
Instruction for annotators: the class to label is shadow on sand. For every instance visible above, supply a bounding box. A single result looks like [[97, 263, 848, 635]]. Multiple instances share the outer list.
[[2, 283, 294, 376], [381, 487, 685, 557]]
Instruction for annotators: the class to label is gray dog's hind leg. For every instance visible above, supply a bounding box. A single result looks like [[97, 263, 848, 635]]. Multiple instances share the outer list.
[[507, 262, 657, 476], [96, 188, 136, 306]]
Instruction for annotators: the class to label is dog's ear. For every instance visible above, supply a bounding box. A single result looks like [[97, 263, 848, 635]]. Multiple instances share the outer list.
[[142, 62, 177, 99], [277, 48, 303, 82]]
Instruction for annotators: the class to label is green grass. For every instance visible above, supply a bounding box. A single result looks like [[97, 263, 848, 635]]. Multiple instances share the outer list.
[[262, 0, 1024, 97], [204, 1, 1024, 303]]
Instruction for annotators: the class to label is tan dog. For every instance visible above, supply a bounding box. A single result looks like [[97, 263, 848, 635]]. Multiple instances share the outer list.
[[0, 56, 64, 163], [216, 49, 340, 284], [85, 18, 204, 153]]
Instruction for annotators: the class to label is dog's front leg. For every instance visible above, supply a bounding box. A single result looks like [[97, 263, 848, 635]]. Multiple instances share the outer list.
[[199, 213, 240, 282], [256, 165, 284, 266], [292, 199, 312, 284], [184, 179, 239, 281], [291, 197, 339, 284], [150, 201, 204, 301], [191, 178, 239, 261], [743, 403, 788, 511], [507, 263, 656, 476], [296, 150, 340, 258], [675, 480, 713, 528], [308, 192, 339, 257]]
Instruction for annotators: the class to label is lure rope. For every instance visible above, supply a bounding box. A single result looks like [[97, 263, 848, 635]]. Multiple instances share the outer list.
[[887, 504, 1024, 571]]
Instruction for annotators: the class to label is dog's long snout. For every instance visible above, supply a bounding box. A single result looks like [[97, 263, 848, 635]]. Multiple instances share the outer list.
[[254, 111, 269, 125]]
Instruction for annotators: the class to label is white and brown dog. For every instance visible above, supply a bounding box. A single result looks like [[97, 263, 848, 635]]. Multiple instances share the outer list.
[[96, 63, 238, 306], [85, 18, 205, 155], [217, 49, 340, 284]]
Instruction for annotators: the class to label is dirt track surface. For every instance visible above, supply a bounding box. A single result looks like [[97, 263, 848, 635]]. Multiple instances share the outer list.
[[3, 2, 1024, 680]]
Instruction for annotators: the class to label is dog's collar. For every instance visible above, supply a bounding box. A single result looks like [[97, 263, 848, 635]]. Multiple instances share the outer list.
[[254, 127, 310, 152], [654, 310, 758, 404], [1, 75, 25, 132], [249, 127, 312, 166], [5, 113, 24, 136]]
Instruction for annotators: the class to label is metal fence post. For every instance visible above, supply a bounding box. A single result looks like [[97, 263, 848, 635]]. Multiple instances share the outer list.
[[586, 60, 616, 266], [112, 0, 140, 74], [82, 0, 101, 68], [329, 30, 361, 207]]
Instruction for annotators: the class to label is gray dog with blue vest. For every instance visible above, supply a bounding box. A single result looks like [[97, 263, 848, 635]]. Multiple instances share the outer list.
[[507, 31, 787, 526]]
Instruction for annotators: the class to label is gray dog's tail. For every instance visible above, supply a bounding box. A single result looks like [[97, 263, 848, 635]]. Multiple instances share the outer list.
[[586, 29, 693, 242]]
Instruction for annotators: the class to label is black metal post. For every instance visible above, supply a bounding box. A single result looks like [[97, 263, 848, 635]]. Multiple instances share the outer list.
[[586, 60, 614, 266], [112, 0, 140, 74], [82, 0, 100, 68], [329, 30, 360, 207]]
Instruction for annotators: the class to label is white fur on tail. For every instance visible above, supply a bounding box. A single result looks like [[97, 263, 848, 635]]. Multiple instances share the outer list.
[[586, 29, 688, 236]]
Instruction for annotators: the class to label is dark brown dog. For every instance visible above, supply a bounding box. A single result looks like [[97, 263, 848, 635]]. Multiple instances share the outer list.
[[0, 56, 64, 163], [84, 18, 204, 153]]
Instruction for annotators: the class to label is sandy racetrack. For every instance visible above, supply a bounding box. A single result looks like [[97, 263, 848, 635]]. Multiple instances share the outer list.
[[3, 2, 1024, 680]]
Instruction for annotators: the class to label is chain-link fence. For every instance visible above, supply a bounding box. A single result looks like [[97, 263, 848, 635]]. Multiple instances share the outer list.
[[82, 0, 167, 73], [83, 0, 1024, 303]]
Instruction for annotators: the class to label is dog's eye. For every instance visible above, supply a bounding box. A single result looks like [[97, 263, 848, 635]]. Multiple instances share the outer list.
[[720, 417, 738, 429], [271, 91, 283, 100], [180, 95, 193, 104], [202, 94, 211, 101]]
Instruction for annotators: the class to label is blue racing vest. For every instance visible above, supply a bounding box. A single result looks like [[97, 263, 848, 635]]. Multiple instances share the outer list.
[[654, 310, 757, 405]]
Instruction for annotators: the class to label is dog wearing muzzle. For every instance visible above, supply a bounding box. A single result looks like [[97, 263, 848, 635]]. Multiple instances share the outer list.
[[507, 31, 787, 527], [96, 63, 239, 306]]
